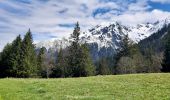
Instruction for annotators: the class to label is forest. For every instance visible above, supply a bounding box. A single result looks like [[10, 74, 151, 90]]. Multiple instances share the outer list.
[[0, 22, 170, 78]]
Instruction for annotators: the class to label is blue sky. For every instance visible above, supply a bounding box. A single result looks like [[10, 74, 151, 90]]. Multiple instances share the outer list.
[[0, 0, 170, 51]]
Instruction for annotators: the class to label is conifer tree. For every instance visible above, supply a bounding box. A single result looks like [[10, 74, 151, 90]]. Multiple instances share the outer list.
[[9, 35, 22, 77], [67, 22, 81, 77], [0, 35, 22, 77], [67, 22, 95, 77], [79, 44, 95, 76], [20, 29, 37, 77], [120, 34, 132, 56], [50, 48, 67, 78], [0, 43, 12, 77], [161, 31, 170, 72], [37, 47, 46, 77]]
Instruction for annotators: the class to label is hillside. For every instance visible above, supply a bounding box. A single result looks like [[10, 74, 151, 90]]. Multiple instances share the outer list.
[[36, 18, 170, 61], [0, 73, 170, 100], [139, 24, 170, 53]]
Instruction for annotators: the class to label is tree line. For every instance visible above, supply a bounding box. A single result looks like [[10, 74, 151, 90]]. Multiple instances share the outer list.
[[0, 22, 170, 78], [0, 29, 37, 77], [0, 23, 95, 78]]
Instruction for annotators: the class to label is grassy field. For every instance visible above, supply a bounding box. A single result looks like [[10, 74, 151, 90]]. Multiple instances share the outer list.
[[0, 73, 170, 100]]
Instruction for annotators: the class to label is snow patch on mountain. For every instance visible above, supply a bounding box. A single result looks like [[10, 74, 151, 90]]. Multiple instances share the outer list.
[[80, 18, 170, 49], [36, 18, 170, 51], [36, 38, 70, 50]]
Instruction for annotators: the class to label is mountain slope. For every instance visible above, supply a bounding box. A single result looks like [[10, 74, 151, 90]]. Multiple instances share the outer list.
[[36, 18, 170, 61], [80, 18, 170, 49], [139, 23, 170, 54]]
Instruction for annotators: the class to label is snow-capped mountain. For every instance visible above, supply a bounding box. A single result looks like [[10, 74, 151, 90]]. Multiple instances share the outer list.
[[80, 18, 170, 49], [36, 18, 170, 60], [36, 38, 70, 51]]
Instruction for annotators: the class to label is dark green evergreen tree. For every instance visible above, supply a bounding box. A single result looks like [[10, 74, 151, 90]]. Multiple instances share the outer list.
[[37, 47, 46, 77], [51, 48, 67, 78], [0, 35, 22, 77], [67, 22, 95, 77], [67, 22, 81, 77], [20, 29, 37, 77], [0, 43, 12, 77], [79, 44, 95, 76], [9, 35, 22, 77], [120, 34, 132, 56], [161, 31, 170, 72]]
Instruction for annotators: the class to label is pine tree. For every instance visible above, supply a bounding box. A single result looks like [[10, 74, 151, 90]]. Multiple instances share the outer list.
[[161, 31, 170, 72], [51, 48, 67, 78], [67, 22, 81, 77], [0, 43, 12, 77], [79, 44, 95, 76], [0, 35, 22, 77], [121, 34, 132, 56], [67, 22, 95, 77], [0, 30, 38, 78], [20, 29, 37, 77], [9, 35, 22, 77], [37, 47, 46, 77]]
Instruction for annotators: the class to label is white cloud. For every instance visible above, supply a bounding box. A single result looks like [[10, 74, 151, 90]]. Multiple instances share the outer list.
[[112, 9, 170, 25], [0, 0, 170, 51], [150, 0, 170, 4], [128, 0, 151, 12]]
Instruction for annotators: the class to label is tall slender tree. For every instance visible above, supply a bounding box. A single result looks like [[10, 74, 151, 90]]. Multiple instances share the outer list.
[[67, 22, 81, 77], [120, 34, 132, 56], [20, 29, 37, 77], [0, 35, 22, 77], [67, 22, 95, 77], [79, 44, 95, 76], [50, 47, 68, 78], [37, 47, 46, 77], [0, 43, 12, 77], [161, 31, 170, 72], [9, 35, 22, 77]]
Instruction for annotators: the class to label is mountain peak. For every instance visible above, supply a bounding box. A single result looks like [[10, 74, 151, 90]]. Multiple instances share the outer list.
[[36, 18, 170, 52]]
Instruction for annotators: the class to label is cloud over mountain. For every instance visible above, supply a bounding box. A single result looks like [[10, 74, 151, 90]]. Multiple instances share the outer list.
[[0, 0, 170, 51]]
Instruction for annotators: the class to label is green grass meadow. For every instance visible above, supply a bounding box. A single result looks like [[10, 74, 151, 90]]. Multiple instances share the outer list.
[[0, 73, 170, 100]]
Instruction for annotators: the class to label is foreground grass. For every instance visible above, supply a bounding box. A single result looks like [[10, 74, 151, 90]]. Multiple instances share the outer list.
[[0, 73, 170, 100]]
